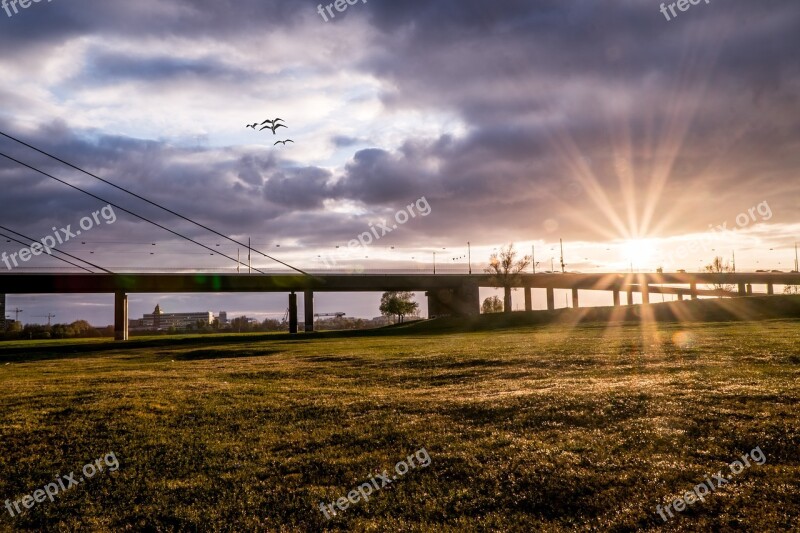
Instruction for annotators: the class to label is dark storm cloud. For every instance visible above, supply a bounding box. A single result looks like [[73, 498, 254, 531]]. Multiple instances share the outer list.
[[1, 0, 798, 249], [0, 121, 291, 243], [263, 166, 333, 209], [0, 0, 307, 48], [341, 0, 800, 239], [333, 148, 433, 204], [82, 52, 253, 84]]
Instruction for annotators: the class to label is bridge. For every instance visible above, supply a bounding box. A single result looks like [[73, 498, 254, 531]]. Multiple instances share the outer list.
[[1, 271, 798, 340]]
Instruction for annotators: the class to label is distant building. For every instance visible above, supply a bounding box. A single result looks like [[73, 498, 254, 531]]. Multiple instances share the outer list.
[[218, 311, 228, 326], [129, 304, 217, 331]]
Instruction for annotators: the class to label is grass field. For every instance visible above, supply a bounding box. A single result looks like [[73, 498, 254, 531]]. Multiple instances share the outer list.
[[1, 316, 799, 531]]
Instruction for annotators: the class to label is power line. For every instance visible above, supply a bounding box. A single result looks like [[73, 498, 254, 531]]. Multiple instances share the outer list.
[[0, 227, 102, 273], [0, 150, 266, 275], [0, 130, 310, 277]]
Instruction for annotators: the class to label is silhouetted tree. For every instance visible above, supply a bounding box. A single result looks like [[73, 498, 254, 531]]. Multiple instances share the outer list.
[[379, 291, 419, 323], [485, 243, 531, 313], [704, 256, 735, 292], [481, 296, 504, 314]]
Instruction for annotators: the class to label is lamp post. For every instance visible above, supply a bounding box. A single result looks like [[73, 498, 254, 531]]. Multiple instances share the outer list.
[[468, 241, 472, 275]]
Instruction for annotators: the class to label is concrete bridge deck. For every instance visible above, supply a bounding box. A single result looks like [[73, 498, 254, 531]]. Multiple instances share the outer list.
[[1, 272, 798, 340]]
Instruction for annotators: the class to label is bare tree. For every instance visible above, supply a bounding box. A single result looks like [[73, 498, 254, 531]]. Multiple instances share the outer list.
[[704, 256, 735, 292], [485, 243, 532, 313]]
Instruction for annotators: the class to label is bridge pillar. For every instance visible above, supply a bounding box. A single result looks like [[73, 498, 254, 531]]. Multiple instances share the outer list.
[[746, 283, 753, 295], [524, 287, 532, 311], [546, 288, 555, 310], [114, 291, 128, 341], [627, 288, 633, 306], [571, 288, 580, 308], [612, 290, 620, 307], [304, 291, 314, 332], [641, 285, 650, 305], [690, 282, 698, 300], [426, 283, 479, 318], [738, 283, 747, 296], [678, 293, 684, 301], [767, 283, 774, 295], [289, 292, 298, 334]]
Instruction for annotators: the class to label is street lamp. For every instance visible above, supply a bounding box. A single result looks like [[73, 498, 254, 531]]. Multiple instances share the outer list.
[[433, 247, 445, 274]]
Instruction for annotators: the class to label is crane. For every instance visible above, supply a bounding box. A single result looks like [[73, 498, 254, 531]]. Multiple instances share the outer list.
[[8, 307, 23, 322], [33, 313, 56, 326]]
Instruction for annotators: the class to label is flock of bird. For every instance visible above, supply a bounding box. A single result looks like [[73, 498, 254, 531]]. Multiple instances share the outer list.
[[246, 118, 293, 146]]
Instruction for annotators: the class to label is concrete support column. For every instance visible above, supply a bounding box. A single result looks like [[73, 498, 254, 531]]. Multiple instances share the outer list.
[[546, 288, 555, 311], [627, 289, 634, 306], [738, 283, 747, 296], [288, 292, 298, 334], [426, 283, 480, 318], [524, 287, 532, 311], [746, 283, 753, 295], [304, 290, 314, 332], [114, 291, 128, 341], [690, 282, 698, 300], [641, 285, 650, 305], [767, 283, 774, 295], [612, 290, 620, 307], [571, 288, 580, 308], [678, 293, 684, 301]]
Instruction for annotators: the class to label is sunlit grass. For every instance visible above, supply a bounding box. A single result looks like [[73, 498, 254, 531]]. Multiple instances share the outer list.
[[0, 320, 798, 531]]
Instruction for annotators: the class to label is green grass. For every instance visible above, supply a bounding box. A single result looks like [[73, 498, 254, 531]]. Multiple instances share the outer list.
[[1, 318, 799, 531]]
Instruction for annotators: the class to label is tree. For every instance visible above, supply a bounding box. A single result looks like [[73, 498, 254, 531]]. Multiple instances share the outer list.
[[703, 256, 735, 292], [70, 320, 95, 337], [481, 296, 504, 314], [379, 291, 419, 323], [784, 285, 800, 294], [485, 243, 532, 313]]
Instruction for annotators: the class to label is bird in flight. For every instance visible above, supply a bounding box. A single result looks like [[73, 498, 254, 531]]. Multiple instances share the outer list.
[[260, 118, 284, 126], [260, 123, 288, 134], [274, 139, 294, 146], [245, 122, 258, 129]]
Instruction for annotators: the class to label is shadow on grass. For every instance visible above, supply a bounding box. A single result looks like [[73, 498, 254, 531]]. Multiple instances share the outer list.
[[170, 348, 281, 361], [1, 295, 799, 363]]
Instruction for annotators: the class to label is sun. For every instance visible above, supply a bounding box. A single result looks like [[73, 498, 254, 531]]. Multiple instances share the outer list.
[[620, 238, 658, 268]]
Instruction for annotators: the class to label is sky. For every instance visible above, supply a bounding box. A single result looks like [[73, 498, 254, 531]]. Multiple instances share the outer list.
[[1, 0, 799, 324]]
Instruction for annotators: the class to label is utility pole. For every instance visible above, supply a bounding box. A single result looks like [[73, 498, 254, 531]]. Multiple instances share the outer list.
[[732, 250, 736, 273], [248, 237, 251, 274], [467, 242, 471, 275], [560, 238, 565, 273], [433, 251, 436, 275], [795, 242, 798, 272], [10, 308, 23, 322], [532, 244, 535, 274], [237, 249, 240, 273]]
